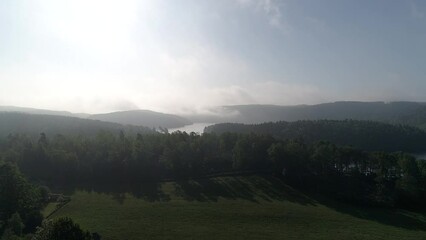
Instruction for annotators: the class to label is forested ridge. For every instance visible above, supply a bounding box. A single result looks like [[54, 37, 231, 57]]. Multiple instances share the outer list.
[[200, 102, 426, 129], [89, 110, 192, 129], [205, 120, 426, 152]]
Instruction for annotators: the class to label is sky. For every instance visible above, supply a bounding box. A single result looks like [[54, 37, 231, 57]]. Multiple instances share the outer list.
[[1, 0, 426, 114]]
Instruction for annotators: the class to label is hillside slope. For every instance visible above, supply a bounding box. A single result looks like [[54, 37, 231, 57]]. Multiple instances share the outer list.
[[47, 175, 426, 240], [89, 110, 192, 129], [187, 102, 426, 129], [0, 112, 154, 137], [0, 105, 89, 118]]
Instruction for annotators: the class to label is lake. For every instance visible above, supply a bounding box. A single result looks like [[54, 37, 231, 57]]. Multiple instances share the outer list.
[[169, 123, 214, 134], [411, 153, 426, 160]]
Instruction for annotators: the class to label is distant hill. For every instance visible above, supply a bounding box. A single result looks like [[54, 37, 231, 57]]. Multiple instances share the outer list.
[[0, 112, 154, 138], [205, 120, 426, 152], [186, 101, 426, 129], [89, 110, 192, 129], [0, 106, 192, 129], [0, 106, 90, 118]]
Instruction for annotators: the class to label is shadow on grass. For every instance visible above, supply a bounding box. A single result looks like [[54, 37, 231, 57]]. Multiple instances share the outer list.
[[52, 174, 426, 231], [311, 194, 426, 231], [173, 174, 316, 206], [53, 174, 314, 205], [53, 181, 171, 204], [173, 175, 426, 231]]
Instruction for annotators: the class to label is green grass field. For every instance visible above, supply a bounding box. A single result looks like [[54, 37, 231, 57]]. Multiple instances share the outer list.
[[45, 175, 426, 240]]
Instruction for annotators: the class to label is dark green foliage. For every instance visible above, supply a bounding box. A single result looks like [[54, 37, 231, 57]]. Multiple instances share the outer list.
[[0, 161, 45, 237], [205, 120, 426, 152], [33, 217, 95, 240], [268, 140, 309, 178], [232, 134, 274, 170], [1, 129, 425, 208], [5, 213, 23, 236]]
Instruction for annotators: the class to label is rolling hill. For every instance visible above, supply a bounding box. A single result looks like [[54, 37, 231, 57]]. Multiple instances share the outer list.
[[0, 105, 89, 118], [0, 106, 192, 129], [45, 174, 426, 240], [186, 101, 426, 129], [89, 110, 192, 129], [0, 112, 154, 137]]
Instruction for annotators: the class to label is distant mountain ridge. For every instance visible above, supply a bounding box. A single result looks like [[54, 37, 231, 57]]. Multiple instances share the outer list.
[[186, 101, 426, 129], [0, 106, 192, 129], [5, 101, 426, 130], [0, 112, 154, 137], [0, 105, 89, 118], [89, 110, 192, 129]]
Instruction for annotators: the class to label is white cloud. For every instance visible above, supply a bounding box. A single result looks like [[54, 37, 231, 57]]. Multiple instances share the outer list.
[[258, 0, 282, 27], [138, 81, 327, 115], [0, 43, 253, 113], [236, 0, 288, 31]]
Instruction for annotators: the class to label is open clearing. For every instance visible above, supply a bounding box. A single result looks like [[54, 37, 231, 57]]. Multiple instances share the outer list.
[[46, 175, 426, 240]]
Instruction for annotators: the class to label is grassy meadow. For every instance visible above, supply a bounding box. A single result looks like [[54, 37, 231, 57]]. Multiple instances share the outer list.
[[45, 175, 426, 240]]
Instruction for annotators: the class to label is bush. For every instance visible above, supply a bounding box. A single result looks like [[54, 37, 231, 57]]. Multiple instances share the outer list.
[[33, 217, 98, 240]]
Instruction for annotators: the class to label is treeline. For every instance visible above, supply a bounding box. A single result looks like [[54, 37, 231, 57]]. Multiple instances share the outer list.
[[205, 120, 426, 152], [1, 131, 425, 208]]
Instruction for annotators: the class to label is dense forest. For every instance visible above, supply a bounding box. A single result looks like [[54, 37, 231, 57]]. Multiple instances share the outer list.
[[205, 120, 426, 152], [1, 131, 425, 209]]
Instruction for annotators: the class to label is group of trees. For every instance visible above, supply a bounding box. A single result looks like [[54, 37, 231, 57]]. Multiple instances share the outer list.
[[1, 131, 425, 208], [33, 217, 100, 240], [0, 161, 45, 239], [0, 160, 98, 239], [269, 141, 426, 207], [205, 120, 426, 152]]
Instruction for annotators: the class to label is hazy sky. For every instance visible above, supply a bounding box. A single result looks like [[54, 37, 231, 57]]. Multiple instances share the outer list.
[[1, 0, 426, 114]]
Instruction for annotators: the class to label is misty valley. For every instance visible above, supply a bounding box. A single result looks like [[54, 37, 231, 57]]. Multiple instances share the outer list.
[[2, 1, 426, 239], [1, 102, 426, 239]]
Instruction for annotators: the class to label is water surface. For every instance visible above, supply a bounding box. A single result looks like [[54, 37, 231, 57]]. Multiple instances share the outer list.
[[169, 123, 213, 134]]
